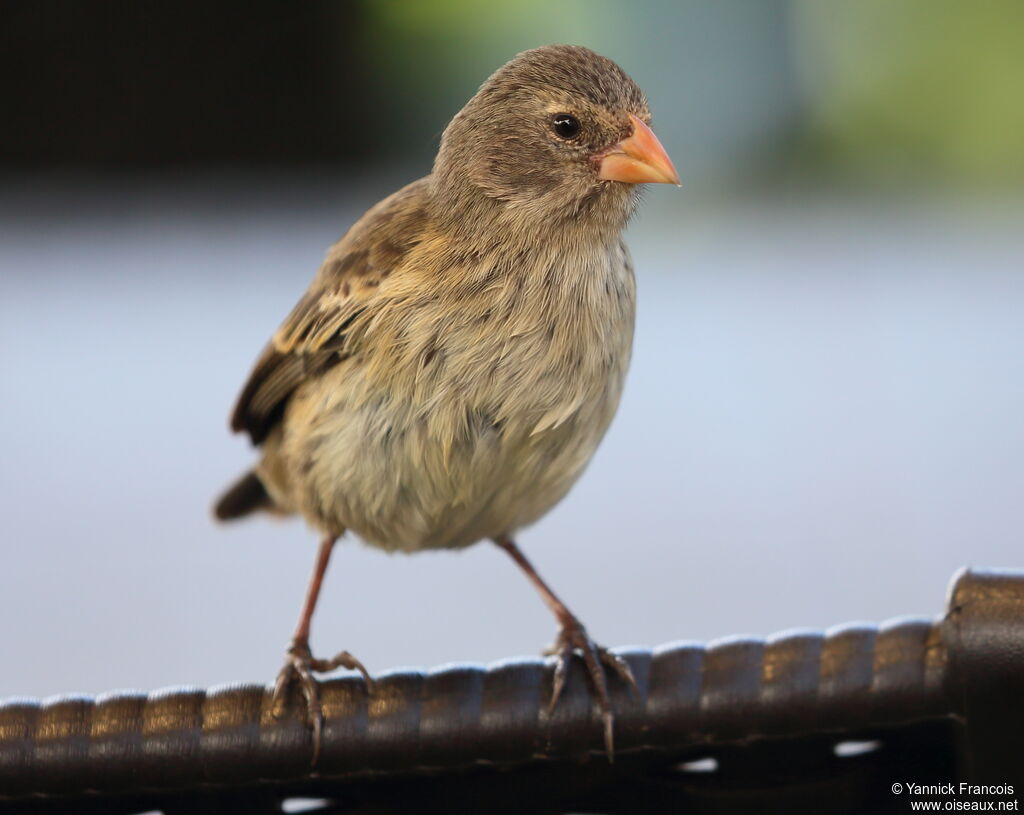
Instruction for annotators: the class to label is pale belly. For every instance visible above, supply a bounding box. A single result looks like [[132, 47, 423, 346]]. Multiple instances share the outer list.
[[260, 242, 636, 551], [267, 350, 627, 552]]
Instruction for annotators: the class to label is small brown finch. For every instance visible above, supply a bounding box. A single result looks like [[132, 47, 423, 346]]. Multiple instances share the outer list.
[[215, 44, 679, 760]]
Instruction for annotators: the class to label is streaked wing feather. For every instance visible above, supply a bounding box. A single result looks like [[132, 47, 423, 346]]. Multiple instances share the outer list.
[[229, 179, 429, 445]]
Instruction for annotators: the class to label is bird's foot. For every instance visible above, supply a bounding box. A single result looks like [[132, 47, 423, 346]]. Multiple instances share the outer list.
[[545, 616, 637, 758], [272, 638, 373, 765]]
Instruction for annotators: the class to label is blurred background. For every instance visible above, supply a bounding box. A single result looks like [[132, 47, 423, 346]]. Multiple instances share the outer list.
[[2, 0, 1022, 699]]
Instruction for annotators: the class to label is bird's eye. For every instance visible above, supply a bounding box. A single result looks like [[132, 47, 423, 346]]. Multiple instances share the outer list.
[[550, 113, 581, 140]]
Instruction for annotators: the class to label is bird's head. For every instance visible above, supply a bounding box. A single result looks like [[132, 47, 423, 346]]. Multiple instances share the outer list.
[[433, 45, 679, 239]]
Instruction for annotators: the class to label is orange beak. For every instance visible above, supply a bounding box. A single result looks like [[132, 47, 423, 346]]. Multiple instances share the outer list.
[[597, 113, 680, 186]]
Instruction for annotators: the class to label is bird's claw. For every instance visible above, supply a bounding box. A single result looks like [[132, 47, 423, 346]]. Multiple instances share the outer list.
[[544, 618, 637, 758], [272, 639, 373, 766]]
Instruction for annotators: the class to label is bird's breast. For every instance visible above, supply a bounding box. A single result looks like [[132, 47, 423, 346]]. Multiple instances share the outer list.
[[282, 238, 637, 550], [406, 238, 636, 435]]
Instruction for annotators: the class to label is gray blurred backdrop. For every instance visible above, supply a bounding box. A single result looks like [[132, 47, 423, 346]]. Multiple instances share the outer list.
[[2, 0, 1023, 699]]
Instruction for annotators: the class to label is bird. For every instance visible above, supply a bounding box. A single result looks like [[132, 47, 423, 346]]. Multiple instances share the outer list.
[[214, 43, 679, 762]]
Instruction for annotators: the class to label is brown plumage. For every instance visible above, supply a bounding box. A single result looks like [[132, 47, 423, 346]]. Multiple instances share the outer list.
[[215, 44, 679, 761]]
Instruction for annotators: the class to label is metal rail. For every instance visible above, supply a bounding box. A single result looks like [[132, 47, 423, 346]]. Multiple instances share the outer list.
[[1, 568, 1022, 813]]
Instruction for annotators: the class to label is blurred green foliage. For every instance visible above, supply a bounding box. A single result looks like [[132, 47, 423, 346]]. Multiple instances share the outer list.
[[794, 0, 1024, 187]]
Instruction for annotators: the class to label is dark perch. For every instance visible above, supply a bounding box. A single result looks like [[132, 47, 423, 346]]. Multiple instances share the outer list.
[[1, 568, 1022, 813]]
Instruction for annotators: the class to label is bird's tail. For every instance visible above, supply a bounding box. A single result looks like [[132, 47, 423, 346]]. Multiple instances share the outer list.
[[214, 470, 273, 521]]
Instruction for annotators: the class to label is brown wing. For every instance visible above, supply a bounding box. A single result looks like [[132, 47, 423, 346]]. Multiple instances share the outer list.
[[229, 334, 352, 445], [230, 178, 429, 445]]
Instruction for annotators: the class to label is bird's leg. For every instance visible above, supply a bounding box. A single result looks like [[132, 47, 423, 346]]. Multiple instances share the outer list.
[[272, 534, 372, 765], [493, 534, 636, 757]]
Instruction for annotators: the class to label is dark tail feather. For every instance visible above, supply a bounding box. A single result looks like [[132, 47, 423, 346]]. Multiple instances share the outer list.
[[214, 470, 272, 521]]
